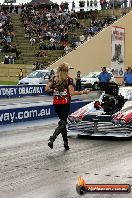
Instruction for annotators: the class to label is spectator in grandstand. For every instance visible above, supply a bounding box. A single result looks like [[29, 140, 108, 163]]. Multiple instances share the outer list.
[[4, 54, 9, 64], [15, 6, 18, 14], [4, 34, 12, 44], [32, 63, 36, 71], [50, 37, 55, 45], [39, 41, 48, 50], [59, 24, 64, 33], [98, 67, 112, 91], [48, 41, 57, 50], [32, 62, 41, 71], [100, 0, 105, 9], [63, 32, 69, 46], [123, 67, 132, 86], [94, 0, 98, 6], [124, 0, 128, 8], [87, 0, 90, 6], [16, 49, 21, 59], [90, 0, 94, 7], [30, 37, 35, 46], [8, 54, 14, 64], [64, 44, 72, 55], [87, 35, 92, 41], [75, 40, 81, 47], [60, 2, 65, 12], [36, 51, 48, 57], [80, 34, 85, 44], [130, 0, 132, 7], [0, 26, 3, 38]]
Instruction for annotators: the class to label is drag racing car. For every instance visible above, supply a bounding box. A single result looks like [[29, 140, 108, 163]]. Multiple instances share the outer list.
[[68, 84, 132, 138]]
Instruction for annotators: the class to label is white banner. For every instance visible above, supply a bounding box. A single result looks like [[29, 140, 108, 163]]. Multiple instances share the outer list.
[[111, 26, 125, 77]]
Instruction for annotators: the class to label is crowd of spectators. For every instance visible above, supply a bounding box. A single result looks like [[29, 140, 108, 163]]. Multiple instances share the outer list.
[[99, 0, 129, 10], [20, 3, 120, 62], [0, 1, 129, 66], [52, 0, 132, 11], [78, 0, 130, 10], [32, 61, 48, 70], [84, 15, 118, 36], [35, 51, 48, 57], [0, 4, 21, 64], [20, 5, 82, 52], [4, 53, 14, 64]]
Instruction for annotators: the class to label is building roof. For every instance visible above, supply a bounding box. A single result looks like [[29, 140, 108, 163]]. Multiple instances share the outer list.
[[30, 0, 53, 5]]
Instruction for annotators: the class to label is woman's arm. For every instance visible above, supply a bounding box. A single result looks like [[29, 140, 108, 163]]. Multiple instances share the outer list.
[[45, 81, 53, 92], [68, 85, 90, 96]]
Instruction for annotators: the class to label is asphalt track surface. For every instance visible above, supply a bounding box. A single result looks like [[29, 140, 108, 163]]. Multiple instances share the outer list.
[[0, 94, 132, 198]]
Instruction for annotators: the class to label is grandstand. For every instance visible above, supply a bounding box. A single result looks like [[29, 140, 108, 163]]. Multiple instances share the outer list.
[[0, 2, 132, 84], [50, 8, 132, 84]]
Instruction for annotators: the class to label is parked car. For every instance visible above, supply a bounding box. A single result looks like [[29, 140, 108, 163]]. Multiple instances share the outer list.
[[18, 69, 52, 85], [81, 71, 116, 90]]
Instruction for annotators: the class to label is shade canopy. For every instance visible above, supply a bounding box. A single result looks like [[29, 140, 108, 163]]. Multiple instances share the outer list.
[[30, 0, 53, 5]]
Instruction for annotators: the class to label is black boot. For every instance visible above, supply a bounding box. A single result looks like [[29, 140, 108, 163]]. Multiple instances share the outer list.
[[64, 141, 70, 151], [48, 136, 54, 149], [48, 120, 67, 149], [62, 128, 70, 151]]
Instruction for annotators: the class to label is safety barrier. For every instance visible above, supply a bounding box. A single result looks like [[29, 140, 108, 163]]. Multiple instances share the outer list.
[[0, 99, 92, 125]]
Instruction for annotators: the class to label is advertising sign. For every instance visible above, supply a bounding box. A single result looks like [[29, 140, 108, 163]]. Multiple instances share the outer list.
[[0, 85, 46, 98], [4, 0, 16, 3], [0, 100, 91, 125], [111, 26, 125, 77]]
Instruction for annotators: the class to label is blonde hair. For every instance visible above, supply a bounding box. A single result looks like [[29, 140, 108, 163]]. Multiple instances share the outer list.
[[57, 63, 69, 82]]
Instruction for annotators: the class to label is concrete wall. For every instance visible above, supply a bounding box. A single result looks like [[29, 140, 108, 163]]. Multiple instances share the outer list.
[[50, 11, 132, 81], [0, 64, 32, 82]]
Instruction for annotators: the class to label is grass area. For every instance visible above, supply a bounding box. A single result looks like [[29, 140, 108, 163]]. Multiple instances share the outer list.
[[0, 81, 17, 85]]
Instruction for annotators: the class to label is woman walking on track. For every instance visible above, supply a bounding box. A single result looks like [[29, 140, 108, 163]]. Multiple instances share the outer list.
[[45, 63, 90, 150]]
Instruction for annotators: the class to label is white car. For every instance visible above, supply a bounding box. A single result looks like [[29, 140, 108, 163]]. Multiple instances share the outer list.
[[81, 71, 116, 90], [18, 70, 52, 85]]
